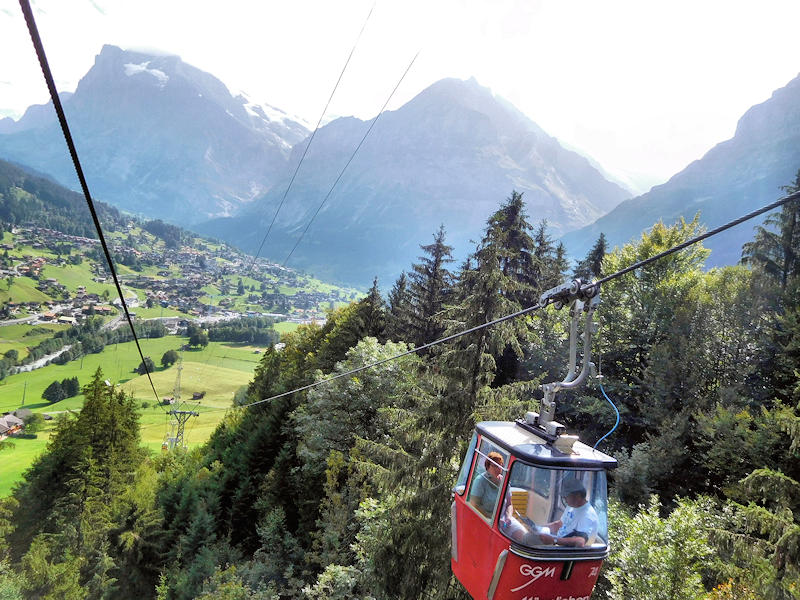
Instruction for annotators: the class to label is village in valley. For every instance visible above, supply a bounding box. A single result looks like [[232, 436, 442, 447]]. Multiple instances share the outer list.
[[0, 217, 363, 452], [0, 222, 361, 329]]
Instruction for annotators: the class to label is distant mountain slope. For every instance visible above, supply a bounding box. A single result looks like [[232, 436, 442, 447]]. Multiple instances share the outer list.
[[0, 45, 309, 223], [562, 73, 800, 266], [199, 77, 630, 285]]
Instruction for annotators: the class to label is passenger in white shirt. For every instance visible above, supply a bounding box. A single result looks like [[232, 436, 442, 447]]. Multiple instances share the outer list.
[[539, 477, 598, 547]]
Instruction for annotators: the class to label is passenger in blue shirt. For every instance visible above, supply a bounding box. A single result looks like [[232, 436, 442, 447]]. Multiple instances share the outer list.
[[469, 451, 504, 517]]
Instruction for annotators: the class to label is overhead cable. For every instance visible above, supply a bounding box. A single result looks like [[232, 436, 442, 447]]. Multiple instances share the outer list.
[[246, 2, 376, 276], [228, 188, 800, 412], [282, 50, 421, 267], [19, 0, 162, 407], [594, 189, 800, 286]]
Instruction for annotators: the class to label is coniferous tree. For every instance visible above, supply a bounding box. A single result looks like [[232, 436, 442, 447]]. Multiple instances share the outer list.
[[407, 225, 454, 348], [42, 381, 66, 404], [574, 232, 608, 281], [529, 219, 570, 294], [8, 369, 146, 597], [741, 172, 800, 403], [438, 193, 532, 413], [384, 271, 413, 342], [741, 169, 800, 292], [489, 192, 536, 305], [60, 377, 80, 398], [358, 277, 386, 341], [443, 193, 537, 387], [710, 465, 800, 599]]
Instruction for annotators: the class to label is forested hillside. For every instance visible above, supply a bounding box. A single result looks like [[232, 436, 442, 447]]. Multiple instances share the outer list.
[[1, 176, 800, 599], [0, 160, 124, 237]]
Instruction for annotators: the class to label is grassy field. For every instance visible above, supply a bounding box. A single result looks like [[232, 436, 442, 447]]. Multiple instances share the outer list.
[[40, 263, 110, 296], [0, 433, 52, 497], [134, 306, 192, 319], [274, 321, 300, 335], [8, 243, 54, 260], [0, 323, 69, 360], [0, 337, 266, 496], [0, 277, 51, 304]]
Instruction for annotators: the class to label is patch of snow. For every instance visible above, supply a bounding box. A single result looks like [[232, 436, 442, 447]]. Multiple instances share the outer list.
[[123, 62, 169, 88], [236, 89, 311, 129]]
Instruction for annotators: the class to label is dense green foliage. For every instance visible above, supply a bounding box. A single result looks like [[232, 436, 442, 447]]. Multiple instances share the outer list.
[[41, 377, 79, 403], [136, 357, 156, 376], [2, 179, 800, 599], [143, 220, 182, 249], [161, 350, 179, 368], [206, 317, 280, 345]]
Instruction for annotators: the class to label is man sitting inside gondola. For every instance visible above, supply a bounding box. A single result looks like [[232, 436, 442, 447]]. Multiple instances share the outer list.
[[539, 477, 598, 547], [470, 452, 541, 545]]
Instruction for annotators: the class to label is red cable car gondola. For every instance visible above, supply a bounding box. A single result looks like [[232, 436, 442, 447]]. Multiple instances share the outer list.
[[451, 281, 617, 600]]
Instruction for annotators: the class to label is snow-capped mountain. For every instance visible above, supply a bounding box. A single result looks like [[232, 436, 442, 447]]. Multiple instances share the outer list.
[[0, 45, 309, 222]]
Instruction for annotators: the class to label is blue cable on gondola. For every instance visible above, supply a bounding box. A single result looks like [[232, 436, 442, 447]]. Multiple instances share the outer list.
[[594, 380, 620, 450]]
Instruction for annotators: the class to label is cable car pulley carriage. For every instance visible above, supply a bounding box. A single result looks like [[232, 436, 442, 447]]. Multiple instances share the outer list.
[[451, 280, 617, 600]]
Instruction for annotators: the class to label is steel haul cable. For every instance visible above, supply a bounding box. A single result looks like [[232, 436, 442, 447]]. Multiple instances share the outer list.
[[227, 188, 800, 413], [20, 0, 162, 408], [282, 50, 420, 267], [246, 2, 376, 276]]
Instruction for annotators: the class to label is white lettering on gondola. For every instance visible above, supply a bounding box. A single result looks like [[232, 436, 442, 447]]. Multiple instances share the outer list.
[[510, 564, 557, 592]]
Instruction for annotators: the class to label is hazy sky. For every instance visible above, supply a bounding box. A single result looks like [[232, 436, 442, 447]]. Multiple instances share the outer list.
[[2, 0, 799, 192]]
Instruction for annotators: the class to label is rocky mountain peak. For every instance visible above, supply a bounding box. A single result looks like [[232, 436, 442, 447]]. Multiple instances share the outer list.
[[0, 45, 310, 223]]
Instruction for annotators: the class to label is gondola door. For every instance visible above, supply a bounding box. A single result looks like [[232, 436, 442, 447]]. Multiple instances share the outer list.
[[452, 435, 512, 599]]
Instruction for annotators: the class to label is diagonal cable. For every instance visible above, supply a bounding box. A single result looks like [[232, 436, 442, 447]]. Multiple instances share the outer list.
[[214, 188, 800, 412], [246, 2, 376, 276], [19, 0, 162, 407], [282, 50, 420, 267], [594, 189, 800, 286]]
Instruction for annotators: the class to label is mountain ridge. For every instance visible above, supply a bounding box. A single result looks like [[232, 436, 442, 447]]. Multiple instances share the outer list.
[[561, 72, 800, 265], [197, 76, 631, 285]]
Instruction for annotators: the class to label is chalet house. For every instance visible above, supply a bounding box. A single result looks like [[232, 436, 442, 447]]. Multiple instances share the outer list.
[[0, 413, 24, 435]]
